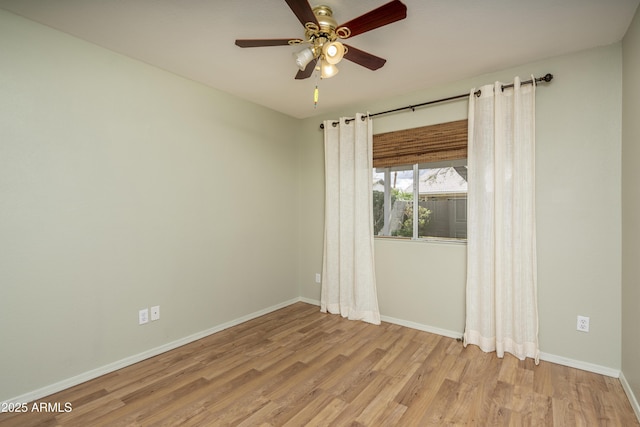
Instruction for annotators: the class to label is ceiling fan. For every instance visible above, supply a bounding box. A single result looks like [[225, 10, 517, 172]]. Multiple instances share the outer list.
[[235, 0, 407, 80]]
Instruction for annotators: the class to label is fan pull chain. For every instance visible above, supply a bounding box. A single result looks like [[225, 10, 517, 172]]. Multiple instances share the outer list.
[[314, 85, 319, 108], [313, 62, 320, 108]]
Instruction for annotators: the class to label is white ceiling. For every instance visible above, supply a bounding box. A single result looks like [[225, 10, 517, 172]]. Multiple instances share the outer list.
[[1, 0, 638, 119]]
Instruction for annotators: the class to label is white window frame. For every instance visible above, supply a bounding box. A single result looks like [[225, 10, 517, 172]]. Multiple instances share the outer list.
[[374, 159, 467, 243]]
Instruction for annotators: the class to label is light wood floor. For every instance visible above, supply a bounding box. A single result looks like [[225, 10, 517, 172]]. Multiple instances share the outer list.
[[1, 302, 638, 426]]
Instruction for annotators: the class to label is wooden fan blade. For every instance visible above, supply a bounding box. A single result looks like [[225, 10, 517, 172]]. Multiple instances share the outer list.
[[337, 0, 407, 38], [343, 45, 386, 70], [295, 58, 318, 80], [235, 39, 301, 48], [285, 0, 319, 27]]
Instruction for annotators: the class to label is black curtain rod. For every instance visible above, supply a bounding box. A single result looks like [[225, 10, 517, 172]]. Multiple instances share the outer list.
[[319, 73, 553, 129]]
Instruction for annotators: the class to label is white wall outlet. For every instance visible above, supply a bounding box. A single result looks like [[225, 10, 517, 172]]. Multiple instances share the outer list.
[[577, 315, 590, 332], [315, 273, 321, 284], [151, 305, 160, 321], [139, 308, 149, 325]]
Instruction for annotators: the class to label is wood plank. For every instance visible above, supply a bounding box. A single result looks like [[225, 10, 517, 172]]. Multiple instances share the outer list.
[[0, 302, 637, 426]]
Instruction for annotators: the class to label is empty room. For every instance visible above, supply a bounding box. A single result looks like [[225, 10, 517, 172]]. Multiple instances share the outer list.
[[1, 0, 640, 425]]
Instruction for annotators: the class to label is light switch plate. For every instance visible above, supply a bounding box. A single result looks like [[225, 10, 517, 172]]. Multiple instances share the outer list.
[[139, 308, 149, 325]]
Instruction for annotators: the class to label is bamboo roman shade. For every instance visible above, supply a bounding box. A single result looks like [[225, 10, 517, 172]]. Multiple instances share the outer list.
[[373, 119, 468, 168]]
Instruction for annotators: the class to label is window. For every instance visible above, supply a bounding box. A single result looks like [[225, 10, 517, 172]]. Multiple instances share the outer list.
[[373, 160, 467, 240], [372, 120, 468, 241]]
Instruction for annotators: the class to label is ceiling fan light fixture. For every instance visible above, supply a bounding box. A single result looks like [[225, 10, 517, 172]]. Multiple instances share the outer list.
[[236, 1, 408, 81], [320, 60, 339, 79], [293, 47, 315, 70], [322, 41, 345, 65]]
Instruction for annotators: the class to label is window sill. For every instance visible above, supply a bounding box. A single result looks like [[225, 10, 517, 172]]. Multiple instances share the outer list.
[[374, 236, 467, 245]]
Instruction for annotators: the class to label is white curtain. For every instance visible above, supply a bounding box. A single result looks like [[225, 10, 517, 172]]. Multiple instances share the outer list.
[[321, 113, 380, 325], [463, 76, 539, 362]]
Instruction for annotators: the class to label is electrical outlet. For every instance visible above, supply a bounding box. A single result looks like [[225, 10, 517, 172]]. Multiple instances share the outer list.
[[577, 315, 590, 332], [151, 305, 160, 321], [315, 273, 321, 284], [139, 308, 149, 325]]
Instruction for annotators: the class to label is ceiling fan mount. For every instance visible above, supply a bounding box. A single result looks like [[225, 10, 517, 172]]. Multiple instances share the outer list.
[[310, 5, 337, 29], [304, 5, 350, 38], [235, 0, 407, 80]]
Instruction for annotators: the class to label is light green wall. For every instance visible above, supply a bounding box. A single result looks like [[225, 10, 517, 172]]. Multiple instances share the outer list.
[[0, 10, 300, 401], [298, 45, 623, 370], [1, 4, 634, 405], [622, 4, 640, 407]]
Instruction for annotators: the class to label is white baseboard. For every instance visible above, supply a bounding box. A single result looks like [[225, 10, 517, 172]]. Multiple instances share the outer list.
[[301, 298, 462, 339], [538, 352, 620, 378], [379, 315, 619, 378], [299, 298, 462, 339], [299, 297, 621, 378], [298, 296, 321, 306], [2, 298, 301, 405], [620, 371, 640, 423], [379, 314, 463, 340], [4, 297, 628, 408]]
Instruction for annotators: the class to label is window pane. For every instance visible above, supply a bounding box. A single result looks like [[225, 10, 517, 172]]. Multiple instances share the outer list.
[[416, 164, 467, 239], [389, 169, 413, 237], [372, 170, 386, 235], [373, 167, 414, 237]]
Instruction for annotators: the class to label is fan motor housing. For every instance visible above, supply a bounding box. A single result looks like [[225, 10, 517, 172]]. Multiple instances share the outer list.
[[313, 6, 337, 32]]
